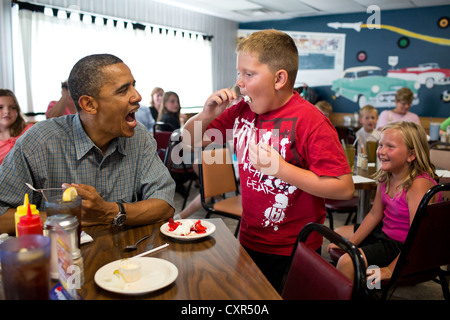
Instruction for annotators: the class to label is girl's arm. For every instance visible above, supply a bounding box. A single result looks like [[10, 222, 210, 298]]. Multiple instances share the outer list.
[[349, 186, 384, 246], [367, 255, 399, 285]]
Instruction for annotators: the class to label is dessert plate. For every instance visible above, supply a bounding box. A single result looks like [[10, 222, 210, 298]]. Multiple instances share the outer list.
[[95, 257, 178, 295], [160, 219, 216, 240]]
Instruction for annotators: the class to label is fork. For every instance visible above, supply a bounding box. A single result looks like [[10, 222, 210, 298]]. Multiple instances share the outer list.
[[25, 183, 64, 193], [25, 183, 64, 201]]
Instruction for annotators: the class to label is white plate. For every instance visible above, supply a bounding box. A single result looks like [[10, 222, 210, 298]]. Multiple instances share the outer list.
[[160, 219, 216, 240], [94, 257, 178, 295]]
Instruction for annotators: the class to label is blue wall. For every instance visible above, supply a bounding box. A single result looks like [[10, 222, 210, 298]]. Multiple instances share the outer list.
[[240, 5, 450, 118]]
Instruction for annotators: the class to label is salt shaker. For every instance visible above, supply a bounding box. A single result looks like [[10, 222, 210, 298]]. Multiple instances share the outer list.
[[72, 248, 84, 286], [357, 153, 368, 170], [45, 214, 79, 280]]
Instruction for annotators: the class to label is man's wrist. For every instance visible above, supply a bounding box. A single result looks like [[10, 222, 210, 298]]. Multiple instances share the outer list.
[[112, 202, 127, 227], [105, 202, 120, 224]]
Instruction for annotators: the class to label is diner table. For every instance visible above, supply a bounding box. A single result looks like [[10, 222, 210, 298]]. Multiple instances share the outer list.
[[77, 218, 282, 300], [352, 164, 377, 224]]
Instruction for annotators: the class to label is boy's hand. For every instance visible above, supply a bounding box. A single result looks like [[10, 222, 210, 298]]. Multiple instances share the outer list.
[[248, 141, 282, 176], [203, 88, 236, 120]]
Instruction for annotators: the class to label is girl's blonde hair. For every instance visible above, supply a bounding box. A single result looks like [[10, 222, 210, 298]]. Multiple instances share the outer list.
[[373, 121, 438, 193], [0, 89, 27, 137], [149, 87, 163, 107]]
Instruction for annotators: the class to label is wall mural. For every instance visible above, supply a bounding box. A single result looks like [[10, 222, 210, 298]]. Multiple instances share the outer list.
[[239, 6, 450, 116], [327, 18, 450, 110], [328, 22, 450, 46], [331, 65, 420, 108], [238, 29, 346, 87]]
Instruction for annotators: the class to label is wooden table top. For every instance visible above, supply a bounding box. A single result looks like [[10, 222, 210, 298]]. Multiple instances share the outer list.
[[78, 218, 281, 300], [353, 165, 378, 190]]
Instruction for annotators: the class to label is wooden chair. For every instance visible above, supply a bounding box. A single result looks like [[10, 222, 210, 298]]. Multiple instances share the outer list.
[[198, 144, 242, 237], [282, 222, 368, 300], [380, 183, 450, 300]]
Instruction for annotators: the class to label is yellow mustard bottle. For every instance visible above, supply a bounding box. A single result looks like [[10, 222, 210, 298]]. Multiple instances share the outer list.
[[14, 193, 40, 236]]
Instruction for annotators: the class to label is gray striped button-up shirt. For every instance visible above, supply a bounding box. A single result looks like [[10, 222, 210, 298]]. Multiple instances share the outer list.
[[0, 114, 175, 213]]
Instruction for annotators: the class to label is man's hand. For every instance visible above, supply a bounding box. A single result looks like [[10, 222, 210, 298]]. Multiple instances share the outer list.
[[63, 183, 115, 226]]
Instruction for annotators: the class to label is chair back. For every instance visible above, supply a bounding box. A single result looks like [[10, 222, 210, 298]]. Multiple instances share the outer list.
[[153, 131, 173, 161], [430, 142, 450, 170], [385, 183, 450, 291], [282, 223, 367, 300], [200, 145, 238, 198]]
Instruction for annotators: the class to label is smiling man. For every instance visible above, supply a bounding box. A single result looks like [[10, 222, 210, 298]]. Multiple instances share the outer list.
[[0, 54, 175, 234]]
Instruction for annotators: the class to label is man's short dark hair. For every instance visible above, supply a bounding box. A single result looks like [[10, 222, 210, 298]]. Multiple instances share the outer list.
[[68, 54, 123, 111]]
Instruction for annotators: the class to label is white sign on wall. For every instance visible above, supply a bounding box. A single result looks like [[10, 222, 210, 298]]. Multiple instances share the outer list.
[[238, 29, 346, 87]]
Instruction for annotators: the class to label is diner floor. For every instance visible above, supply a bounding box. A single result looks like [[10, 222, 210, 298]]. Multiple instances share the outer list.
[[173, 185, 448, 300]]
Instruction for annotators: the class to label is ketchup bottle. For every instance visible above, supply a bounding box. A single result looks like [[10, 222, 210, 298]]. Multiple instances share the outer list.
[[17, 202, 43, 236], [14, 193, 39, 236]]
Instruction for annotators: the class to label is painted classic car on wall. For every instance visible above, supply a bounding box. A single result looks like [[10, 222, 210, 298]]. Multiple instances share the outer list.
[[387, 63, 450, 89], [331, 66, 420, 108]]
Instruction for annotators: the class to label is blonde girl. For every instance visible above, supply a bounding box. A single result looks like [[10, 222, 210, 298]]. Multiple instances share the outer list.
[[329, 121, 442, 284]]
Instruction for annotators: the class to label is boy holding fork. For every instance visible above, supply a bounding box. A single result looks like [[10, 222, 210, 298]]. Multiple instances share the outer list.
[[182, 29, 354, 292]]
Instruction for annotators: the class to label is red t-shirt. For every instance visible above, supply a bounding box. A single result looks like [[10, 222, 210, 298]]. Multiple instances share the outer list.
[[45, 101, 75, 117], [207, 92, 350, 256]]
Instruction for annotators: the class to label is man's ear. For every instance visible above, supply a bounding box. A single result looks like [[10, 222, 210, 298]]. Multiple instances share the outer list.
[[274, 69, 288, 90], [78, 95, 98, 114]]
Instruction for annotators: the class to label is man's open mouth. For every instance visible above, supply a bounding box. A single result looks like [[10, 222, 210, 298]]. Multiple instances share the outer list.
[[126, 109, 137, 124]]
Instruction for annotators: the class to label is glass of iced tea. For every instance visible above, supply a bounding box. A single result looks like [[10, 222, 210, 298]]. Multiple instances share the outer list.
[[44, 195, 82, 247], [0, 235, 51, 299]]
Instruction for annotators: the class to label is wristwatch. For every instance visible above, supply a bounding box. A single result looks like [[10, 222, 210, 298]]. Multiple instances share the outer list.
[[112, 202, 126, 227]]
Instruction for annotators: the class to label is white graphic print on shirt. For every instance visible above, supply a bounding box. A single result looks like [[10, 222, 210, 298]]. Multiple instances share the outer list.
[[233, 116, 298, 231]]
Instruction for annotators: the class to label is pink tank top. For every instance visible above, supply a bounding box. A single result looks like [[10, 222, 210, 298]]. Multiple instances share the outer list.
[[380, 173, 441, 243]]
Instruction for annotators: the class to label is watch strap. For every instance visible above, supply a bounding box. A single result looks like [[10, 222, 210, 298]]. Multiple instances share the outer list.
[[116, 202, 125, 215], [112, 202, 126, 226]]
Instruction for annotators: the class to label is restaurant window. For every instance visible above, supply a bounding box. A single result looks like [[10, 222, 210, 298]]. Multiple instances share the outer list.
[[12, 2, 213, 114]]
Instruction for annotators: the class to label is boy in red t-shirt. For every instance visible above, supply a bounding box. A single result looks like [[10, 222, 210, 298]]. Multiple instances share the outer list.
[[182, 29, 354, 292]]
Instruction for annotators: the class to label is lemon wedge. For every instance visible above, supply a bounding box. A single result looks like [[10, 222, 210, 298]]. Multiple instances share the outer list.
[[62, 187, 78, 202]]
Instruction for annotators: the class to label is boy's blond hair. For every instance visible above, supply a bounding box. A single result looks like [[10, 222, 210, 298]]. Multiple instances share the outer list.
[[359, 104, 378, 117], [236, 29, 299, 87]]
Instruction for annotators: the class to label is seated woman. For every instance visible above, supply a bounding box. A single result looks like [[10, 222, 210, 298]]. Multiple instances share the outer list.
[[155, 91, 195, 198], [376, 87, 420, 131], [0, 89, 33, 164], [155, 91, 186, 132]]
